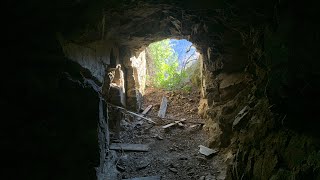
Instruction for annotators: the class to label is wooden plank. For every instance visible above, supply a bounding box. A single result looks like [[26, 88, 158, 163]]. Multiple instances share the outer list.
[[128, 111, 156, 124], [162, 122, 176, 129], [137, 105, 153, 121], [144, 114, 205, 124], [110, 143, 150, 152], [162, 118, 186, 129], [123, 176, 161, 180], [142, 105, 153, 114], [107, 103, 156, 124], [158, 96, 168, 118]]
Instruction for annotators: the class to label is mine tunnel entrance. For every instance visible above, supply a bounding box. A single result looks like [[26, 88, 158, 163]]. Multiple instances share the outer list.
[[7, 0, 320, 179], [55, 2, 316, 180], [106, 39, 227, 180]]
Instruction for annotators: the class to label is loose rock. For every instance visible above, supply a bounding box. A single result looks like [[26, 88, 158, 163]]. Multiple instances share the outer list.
[[168, 167, 178, 173]]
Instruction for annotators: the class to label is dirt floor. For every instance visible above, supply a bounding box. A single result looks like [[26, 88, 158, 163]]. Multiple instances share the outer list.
[[111, 87, 227, 180]]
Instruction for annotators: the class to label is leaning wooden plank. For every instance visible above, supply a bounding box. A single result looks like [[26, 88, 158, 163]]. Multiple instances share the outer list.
[[107, 103, 156, 124], [158, 96, 168, 118], [142, 105, 153, 115], [137, 105, 153, 121], [127, 111, 156, 124], [123, 176, 161, 180], [110, 143, 150, 152]]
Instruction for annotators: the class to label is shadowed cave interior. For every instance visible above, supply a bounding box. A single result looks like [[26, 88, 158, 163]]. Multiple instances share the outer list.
[[4, 0, 320, 179]]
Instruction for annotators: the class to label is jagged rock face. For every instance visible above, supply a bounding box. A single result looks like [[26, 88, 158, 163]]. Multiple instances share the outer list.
[[3, 53, 100, 179], [6, 0, 320, 179], [61, 40, 119, 82], [131, 50, 147, 110]]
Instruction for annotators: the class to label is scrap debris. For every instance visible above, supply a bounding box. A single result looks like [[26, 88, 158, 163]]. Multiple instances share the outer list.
[[168, 167, 178, 173], [136, 161, 150, 170], [117, 165, 126, 172], [162, 118, 186, 129], [198, 145, 218, 157], [105, 87, 223, 179]]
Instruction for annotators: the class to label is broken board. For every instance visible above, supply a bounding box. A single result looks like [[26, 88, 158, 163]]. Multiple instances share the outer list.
[[142, 105, 153, 114], [158, 96, 168, 118], [123, 176, 161, 180], [162, 118, 186, 129], [110, 143, 150, 152], [137, 105, 153, 121], [198, 145, 218, 156]]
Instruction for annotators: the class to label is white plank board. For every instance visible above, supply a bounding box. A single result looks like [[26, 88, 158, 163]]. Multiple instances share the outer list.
[[110, 143, 149, 152]]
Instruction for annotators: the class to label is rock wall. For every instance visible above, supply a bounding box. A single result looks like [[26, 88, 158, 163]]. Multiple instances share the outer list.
[[145, 47, 156, 86], [61, 40, 119, 82], [197, 2, 320, 179], [131, 50, 147, 110], [4, 55, 101, 179]]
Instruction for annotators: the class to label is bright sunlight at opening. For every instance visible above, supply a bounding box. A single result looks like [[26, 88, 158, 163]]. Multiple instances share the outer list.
[[146, 39, 200, 90]]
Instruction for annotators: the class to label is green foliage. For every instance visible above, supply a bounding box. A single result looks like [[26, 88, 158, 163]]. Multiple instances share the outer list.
[[148, 39, 186, 90], [148, 39, 200, 90], [188, 59, 201, 87], [182, 84, 192, 92]]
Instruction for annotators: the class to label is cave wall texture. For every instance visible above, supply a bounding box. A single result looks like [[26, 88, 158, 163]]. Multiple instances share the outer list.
[[4, 0, 320, 179]]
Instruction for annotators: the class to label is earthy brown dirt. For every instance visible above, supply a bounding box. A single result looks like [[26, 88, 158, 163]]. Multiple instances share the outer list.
[[113, 87, 226, 180]]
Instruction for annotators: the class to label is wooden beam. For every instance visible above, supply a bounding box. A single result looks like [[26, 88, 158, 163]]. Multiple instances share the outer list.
[[162, 118, 186, 129], [137, 105, 153, 121], [144, 114, 204, 124], [107, 103, 156, 124], [123, 176, 161, 180], [128, 111, 156, 124], [158, 96, 168, 118], [110, 143, 150, 152], [142, 105, 153, 115]]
